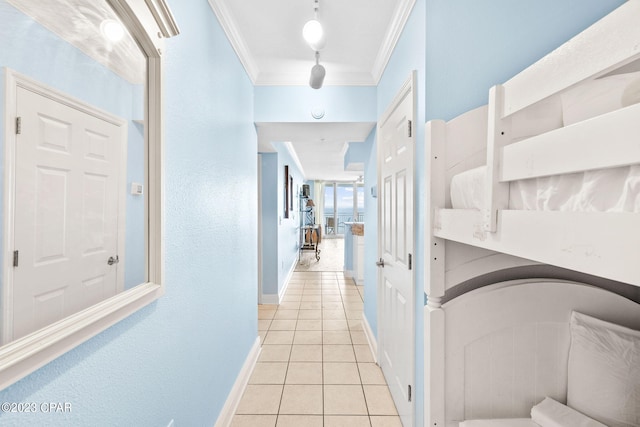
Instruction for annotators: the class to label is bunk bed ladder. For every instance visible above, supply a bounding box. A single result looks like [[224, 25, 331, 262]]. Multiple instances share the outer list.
[[484, 84, 511, 233]]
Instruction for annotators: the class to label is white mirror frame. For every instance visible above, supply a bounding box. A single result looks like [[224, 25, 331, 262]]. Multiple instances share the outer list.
[[0, 0, 179, 390]]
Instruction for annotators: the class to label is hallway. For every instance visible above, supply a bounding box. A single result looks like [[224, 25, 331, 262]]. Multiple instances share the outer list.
[[232, 271, 401, 427]]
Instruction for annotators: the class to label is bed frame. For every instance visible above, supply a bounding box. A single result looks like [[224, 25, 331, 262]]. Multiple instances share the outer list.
[[424, 1, 640, 426]]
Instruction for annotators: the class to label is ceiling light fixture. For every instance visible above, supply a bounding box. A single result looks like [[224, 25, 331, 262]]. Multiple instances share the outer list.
[[100, 19, 125, 42], [302, 0, 325, 51], [309, 51, 326, 89]]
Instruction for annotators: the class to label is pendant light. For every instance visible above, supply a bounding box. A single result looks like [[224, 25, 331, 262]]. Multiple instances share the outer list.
[[309, 51, 326, 89], [302, 0, 325, 51]]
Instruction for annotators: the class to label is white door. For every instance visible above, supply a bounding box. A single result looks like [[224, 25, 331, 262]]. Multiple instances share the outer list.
[[11, 86, 125, 341], [377, 73, 416, 426]]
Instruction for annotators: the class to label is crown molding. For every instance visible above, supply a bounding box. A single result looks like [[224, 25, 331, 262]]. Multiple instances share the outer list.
[[283, 142, 306, 180], [207, 0, 259, 83], [371, 0, 416, 84]]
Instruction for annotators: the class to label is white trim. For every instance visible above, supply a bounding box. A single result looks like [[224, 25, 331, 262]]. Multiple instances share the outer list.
[[208, 0, 415, 86], [260, 294, 280, 305], [279, 259, 297, 303], [371, 0, 416, 84], [283, 142, 306, 180], [362, 315, 378, 364], [0, 0, 178, 390], [257, 155, 263, 304], [206, 0, 259, 84], [213, 337, 261, 427]]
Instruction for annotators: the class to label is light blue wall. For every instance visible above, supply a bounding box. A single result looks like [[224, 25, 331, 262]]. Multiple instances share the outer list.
[[344, 141, 369, 170], [260, 146, 305, 300], [255, 85, 377, 122], [425, 0, 626, 121], [362, 128, 377, 335], [274, 143, 305, 296], [261, 153, 279, 296], [0, 1, 257, 426]]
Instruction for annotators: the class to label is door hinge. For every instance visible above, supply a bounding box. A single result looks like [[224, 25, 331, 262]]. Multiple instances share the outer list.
[[16, 117, 22, 135], [408, 384, 412, 402], [13, 250, 19, 267], [408, 253, 412, 270], [407, 120, 412, 137]]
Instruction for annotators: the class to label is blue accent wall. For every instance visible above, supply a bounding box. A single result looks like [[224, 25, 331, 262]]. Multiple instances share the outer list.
[[0, 1, 257, 426], [261, 153, 279, 297], [363, 128, 378, 336], [425, 0, 626, 121], [274, 144, 305, 296], [255, 85, 377, 123]]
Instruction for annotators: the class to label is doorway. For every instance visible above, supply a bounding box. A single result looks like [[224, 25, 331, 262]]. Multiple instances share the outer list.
[[376, 72, 416, 426]]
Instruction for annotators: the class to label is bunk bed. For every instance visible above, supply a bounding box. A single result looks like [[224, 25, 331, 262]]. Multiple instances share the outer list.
[[424, 1, 640, 426]]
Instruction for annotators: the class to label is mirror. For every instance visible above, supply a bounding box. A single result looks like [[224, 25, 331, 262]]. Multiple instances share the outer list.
[[0, 0, 178, 389]]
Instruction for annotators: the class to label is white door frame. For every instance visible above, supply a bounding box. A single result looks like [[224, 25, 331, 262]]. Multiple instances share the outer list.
[[1, 69, 128, 344], [376, 71, 417, 426]]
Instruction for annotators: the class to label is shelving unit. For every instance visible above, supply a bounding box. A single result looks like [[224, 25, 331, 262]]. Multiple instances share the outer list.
[[299, 194, 321, 261]]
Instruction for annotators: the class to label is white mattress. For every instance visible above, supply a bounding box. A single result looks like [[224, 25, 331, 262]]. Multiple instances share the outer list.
[[450, 165, 640, 212], [459, 419, 540, 427]]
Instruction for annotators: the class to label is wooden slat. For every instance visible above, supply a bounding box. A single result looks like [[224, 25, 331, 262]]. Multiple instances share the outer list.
[[484, 85, 510, 232], [426, 119, 446, 299], [502, 0, 640, 117], [434, 209, 640, 287], [501, 102, 640, 181]]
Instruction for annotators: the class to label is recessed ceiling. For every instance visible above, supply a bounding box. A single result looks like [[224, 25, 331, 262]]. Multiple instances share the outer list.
[[209, 0, 415, 86], [256, 122, 375, 181], [217, 0, 414, 181]]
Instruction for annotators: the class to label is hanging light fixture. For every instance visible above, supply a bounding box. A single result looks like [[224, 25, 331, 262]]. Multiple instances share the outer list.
[[309, 51, 326, 89], [302, 0, 325, 51]]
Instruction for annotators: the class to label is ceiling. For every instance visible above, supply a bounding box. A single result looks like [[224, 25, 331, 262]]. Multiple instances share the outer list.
[[210, 0, 414, 181], [256, 122, 376, 181], [10, 0, 414, 182]]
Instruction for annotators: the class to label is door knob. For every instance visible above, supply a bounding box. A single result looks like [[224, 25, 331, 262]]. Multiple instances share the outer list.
[[107, 255, 119, 265], [376, 258, 385, 267]]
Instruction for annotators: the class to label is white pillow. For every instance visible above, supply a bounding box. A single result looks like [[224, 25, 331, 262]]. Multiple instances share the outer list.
[[567, 311, 640, 427], [531, 396, 606, 427], [561, 71, 640, 126]]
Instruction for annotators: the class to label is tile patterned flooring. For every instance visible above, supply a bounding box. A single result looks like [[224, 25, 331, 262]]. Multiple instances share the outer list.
[[231, 271, 402, 427]]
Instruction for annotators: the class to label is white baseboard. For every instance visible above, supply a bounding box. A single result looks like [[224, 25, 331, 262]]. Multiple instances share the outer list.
[[362, 314, 378, 364], [278, 259, 297, 303], [260, 294, 279, 305], [344, 269, 354, 279], [213, 336, 261, 427]]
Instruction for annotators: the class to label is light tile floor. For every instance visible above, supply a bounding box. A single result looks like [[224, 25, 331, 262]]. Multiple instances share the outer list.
[[232, 271, 402, 427]]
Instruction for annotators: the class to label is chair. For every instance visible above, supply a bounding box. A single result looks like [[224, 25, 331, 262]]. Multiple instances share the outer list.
[[325, 217, 335, 235]]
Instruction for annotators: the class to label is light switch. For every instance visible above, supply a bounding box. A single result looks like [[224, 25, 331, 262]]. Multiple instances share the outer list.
[[131, 182, 144, 195]]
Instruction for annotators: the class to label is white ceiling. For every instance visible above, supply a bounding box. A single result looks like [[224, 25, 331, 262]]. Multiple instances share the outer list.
[[256, 122, 375, 181], [211, 0, 414, 181]]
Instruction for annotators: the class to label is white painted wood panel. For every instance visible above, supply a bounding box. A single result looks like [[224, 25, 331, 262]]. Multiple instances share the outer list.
[[441, 280, 640, 427], [501, 102, 640, 181], [434, 209, 640, 286]]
